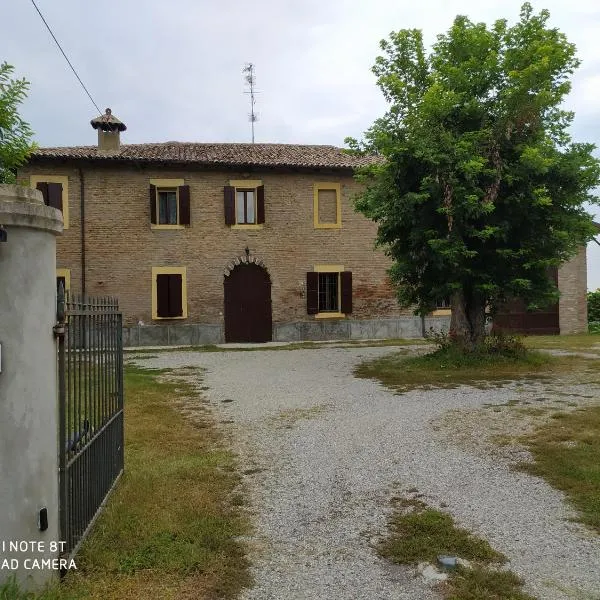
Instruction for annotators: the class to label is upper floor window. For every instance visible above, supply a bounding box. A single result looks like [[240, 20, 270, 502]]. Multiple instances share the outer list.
[[158, 189, 178, 225], [224, 180, 264, 228], [56, 268, 71, 295], [236, 189, 256, 224], [30, 175, 69, 228], [149, 179, 190, 228], [313, 183, 341, 229]]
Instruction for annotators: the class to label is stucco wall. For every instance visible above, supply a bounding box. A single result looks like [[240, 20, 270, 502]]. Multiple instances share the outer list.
[[0, 185, 63, 589]]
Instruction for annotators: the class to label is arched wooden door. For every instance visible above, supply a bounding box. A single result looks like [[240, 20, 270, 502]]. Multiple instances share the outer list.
[[224, 264, 272, 343]]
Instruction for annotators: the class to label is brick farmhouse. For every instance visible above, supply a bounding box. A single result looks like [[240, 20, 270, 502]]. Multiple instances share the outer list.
[[18, 110, 589, 344]]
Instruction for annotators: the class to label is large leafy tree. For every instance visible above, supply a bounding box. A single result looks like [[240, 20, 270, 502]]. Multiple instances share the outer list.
[[0, 62, 35, 183], [349, 3, 600, 347]]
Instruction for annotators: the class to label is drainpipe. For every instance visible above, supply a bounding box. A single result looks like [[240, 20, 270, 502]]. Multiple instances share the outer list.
[[79, 167, 86, 296]]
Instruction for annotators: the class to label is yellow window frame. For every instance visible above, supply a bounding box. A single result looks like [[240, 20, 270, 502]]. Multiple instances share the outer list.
[[229, 179, 263, 229], [313, 183, 341, 229], [30, 175, 70, 229], [151, 266, 188, 320], [56, 268, 71, 294], [313, 264, 345, 318], [150, 178, 185, 230]]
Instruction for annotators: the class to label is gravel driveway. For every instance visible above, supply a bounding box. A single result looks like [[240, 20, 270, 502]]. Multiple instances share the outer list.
[[134, 346, 600, 600]]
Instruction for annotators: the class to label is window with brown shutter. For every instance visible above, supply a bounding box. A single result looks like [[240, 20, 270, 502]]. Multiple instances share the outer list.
[[47, 182, 63, 211], [153, 268, 187, 319], [340, 271, 352, 314], [36, 182, 49, 205], [156, 274, 171, 317], [35, 181, 63, 211], [31, 176, 69, 228], [308, 268, 352, 315], [226, 181, 265, 226], [156, 274, 183, 318], [224, 186, 236, 225], [306, 272, 319, 315], [257, 185, 265, 224], [179, 185, 191, 225], [150, 184, 157, 224], [150, 181, 190, 227]]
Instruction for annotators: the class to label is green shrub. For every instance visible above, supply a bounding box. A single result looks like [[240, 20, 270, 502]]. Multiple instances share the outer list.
[[425, 328, 527, 358], [589, 321, 600, 334], [588, 289, 600, 323]]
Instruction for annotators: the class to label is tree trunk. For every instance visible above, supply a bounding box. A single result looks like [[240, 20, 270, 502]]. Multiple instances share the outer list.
[[450, 288, 486, 349]]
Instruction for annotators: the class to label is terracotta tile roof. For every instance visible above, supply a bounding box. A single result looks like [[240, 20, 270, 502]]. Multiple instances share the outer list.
[[30, 142, 378, 170]]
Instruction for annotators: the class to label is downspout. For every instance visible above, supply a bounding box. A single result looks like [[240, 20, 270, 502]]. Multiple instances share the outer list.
[[79, 167, 86, 297]]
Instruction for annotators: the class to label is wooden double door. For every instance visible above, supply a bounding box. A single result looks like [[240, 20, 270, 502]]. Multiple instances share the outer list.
[[224, 264, 272, 343]]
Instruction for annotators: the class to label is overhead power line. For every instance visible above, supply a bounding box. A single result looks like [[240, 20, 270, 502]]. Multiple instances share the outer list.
[[29, 0, 102, 115]]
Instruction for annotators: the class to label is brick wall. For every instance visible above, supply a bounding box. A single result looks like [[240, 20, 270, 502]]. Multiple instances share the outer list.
[[18, 164, 409, 327], [558, 246, 588, 334]]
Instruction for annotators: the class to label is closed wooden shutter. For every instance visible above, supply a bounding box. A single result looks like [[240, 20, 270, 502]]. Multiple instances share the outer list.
[[169, 274, 183, 317], [156, 274, 170, 317], [306, 272, 319, 315], [150, 184, 157, 224], [224, 186, 235, 225], [256, 185, 265, 224], [47, 182, 63, 211], [340, 271, 353, 314], [36, 182, 49, 205], [179, 185, 190, 225]]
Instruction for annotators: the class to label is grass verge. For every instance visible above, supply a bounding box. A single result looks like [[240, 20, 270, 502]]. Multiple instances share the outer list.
[[9, 364, 251, 600], [355, 344, 560, 392], [519, 404, 600, 532], [379, 498, 534, 600]]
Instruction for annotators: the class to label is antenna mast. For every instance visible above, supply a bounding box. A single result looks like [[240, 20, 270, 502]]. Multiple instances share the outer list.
[[243, 63, 258, 143]]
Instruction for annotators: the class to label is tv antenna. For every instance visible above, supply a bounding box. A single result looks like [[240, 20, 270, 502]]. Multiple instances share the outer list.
[[243, 63, 258, 143]]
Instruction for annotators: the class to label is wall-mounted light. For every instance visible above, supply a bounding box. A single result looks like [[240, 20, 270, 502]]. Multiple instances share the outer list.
[[298, 280, 305, 298]]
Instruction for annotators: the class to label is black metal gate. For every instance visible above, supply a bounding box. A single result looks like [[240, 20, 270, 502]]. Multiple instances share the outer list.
[[55, 286, 124, 559]]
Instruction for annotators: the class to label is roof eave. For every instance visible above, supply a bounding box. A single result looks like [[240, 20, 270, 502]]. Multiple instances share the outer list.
[[25, 153, 360, 173]]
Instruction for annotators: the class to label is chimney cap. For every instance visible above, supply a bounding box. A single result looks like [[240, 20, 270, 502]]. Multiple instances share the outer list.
[[90, 108, 127, 132]]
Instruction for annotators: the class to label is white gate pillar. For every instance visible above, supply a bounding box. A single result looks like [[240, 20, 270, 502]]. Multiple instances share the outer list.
[[0, 184, 63, 590]]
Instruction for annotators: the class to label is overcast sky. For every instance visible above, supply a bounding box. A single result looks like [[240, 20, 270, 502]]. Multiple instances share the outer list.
[[3, 0, 599, 290]]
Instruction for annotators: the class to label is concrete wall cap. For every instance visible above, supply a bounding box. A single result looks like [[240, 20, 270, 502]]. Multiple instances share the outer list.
[[0, 183, 44, 205], [0, 184, 63, 235]]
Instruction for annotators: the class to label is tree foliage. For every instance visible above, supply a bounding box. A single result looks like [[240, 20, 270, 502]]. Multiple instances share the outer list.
[[0, 62, 35, 183], [348, 3, 600, 345]]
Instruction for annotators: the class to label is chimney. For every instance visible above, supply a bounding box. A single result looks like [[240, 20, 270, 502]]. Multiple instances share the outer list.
[[90, 108, 126, 154]]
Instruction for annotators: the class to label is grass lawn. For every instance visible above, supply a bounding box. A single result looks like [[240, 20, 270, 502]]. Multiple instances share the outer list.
[[520, 405, 600, 532], [5, 365, 251, 600], [379, 498, 534, 600], [354, 344, 565, 392], [524, 333, 600, 351]]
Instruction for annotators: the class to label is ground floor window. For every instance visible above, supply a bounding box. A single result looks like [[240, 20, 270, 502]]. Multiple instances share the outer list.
[[307, 266, 352, 316], [152, 267, 188, 319], [318, 273, 339, 312]]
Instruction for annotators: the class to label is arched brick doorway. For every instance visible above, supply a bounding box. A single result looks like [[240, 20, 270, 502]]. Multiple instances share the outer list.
[[224, 263, 272, 342]]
